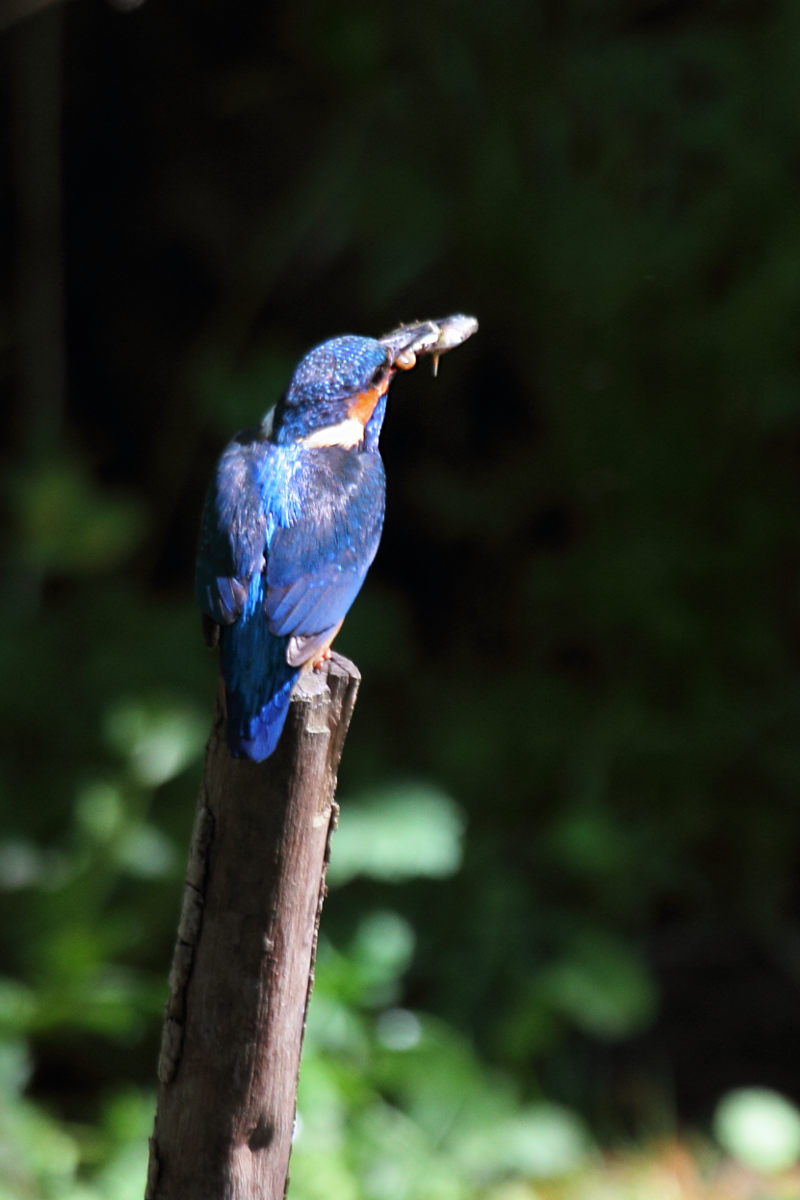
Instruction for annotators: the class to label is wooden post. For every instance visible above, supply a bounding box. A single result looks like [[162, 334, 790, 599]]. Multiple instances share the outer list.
[[146, 653, 360, 1200]]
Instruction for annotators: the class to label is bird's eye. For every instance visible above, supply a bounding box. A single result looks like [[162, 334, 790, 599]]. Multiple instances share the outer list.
[[370, 366, 386, 387]]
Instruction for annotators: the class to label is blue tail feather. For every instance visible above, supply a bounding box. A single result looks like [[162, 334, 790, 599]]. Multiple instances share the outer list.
[[225, 675, 297, 761], [219, 586, 300, 761]]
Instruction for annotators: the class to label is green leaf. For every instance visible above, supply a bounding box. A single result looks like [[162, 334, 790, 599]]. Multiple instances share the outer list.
[[453, 1103, 591, 1181], [103, 696, 207, 785], [714, 1087, 800, 1173], [537, 932, 658, 1040], [329, 784, 464, 885], [13, 458, 144, 574]]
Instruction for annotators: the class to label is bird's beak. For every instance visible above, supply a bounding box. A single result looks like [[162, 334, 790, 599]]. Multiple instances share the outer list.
[[380, 313, 478, 375]]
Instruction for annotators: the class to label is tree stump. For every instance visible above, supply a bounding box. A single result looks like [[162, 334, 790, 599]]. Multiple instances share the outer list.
[[146, 652, 360, 1200]]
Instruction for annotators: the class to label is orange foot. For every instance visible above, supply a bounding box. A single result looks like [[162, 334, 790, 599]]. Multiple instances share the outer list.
[[312, 647, 333, 672]]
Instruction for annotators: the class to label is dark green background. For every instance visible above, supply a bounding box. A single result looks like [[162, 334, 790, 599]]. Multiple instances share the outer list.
[[2, 0, 800, 1192]]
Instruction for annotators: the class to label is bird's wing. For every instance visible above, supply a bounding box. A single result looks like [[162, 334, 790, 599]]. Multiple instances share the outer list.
[[264, 448, 385, 661], [194, 432, 269, 637], [196, 439, 384, 664]]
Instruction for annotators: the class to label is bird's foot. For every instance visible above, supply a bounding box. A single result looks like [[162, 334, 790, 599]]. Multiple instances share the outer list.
[[312, 648, 333, 672]]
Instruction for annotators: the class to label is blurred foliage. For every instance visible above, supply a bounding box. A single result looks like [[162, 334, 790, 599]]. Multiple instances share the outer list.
[[2, 0, 800, 1194], [713, 1088, 800, 1175]]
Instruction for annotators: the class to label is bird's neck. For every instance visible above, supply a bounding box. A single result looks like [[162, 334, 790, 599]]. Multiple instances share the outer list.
[[297, 418, 365, 450], [264, 393, 387, 453]]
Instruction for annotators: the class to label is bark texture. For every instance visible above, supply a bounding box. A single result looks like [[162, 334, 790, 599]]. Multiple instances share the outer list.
[[146, 653, 360, 1200]]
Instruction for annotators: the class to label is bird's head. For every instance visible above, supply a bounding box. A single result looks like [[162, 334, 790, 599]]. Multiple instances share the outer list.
[[270, 335, 394, 450], [267, 316, 478, 449]]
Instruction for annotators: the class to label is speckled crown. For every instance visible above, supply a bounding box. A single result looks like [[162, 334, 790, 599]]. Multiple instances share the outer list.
[[285, 336, 388, 408]]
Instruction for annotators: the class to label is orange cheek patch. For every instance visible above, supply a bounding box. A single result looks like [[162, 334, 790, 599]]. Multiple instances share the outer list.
[[347, 381, 387, 425]]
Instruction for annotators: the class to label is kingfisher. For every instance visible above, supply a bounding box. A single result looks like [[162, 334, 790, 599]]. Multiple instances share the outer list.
[[195, 314, 478, 761]]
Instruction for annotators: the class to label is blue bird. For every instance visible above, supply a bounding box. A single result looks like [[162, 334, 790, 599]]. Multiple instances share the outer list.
[[196, 315, 477, 761]]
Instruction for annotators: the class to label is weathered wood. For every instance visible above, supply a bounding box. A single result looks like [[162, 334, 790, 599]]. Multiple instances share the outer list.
[[146, 653, 360, 1200]]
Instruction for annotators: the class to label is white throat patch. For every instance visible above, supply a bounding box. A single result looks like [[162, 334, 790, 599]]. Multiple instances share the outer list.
[[299, 417, 364, 450]]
